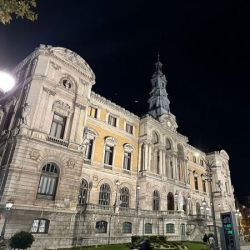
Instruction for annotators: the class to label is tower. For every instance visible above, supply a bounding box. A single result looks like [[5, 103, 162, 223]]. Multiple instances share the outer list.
[[148, 54, 170, 119]]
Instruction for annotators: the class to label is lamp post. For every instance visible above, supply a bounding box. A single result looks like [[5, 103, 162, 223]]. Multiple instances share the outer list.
[[205, 161, 220, 250], [0, 200, 14, 239]]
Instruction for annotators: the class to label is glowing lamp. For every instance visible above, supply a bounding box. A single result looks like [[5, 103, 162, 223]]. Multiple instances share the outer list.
[[0, 71, 15, 93]]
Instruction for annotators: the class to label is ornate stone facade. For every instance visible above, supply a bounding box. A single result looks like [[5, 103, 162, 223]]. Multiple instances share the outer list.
[[0, 45, 235, 249]]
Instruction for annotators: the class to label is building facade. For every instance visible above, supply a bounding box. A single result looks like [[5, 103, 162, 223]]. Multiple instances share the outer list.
[[0, 45, 235, 249]]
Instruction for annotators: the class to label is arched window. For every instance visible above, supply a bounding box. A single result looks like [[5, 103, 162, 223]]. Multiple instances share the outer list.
[[166, 138, 171, 150], [120, 187, 130, 208], [140, 144, 144, 171], [99, 183, 111, 206], [96, 221, 108, 233], [145, 223, 152, 234], [153, 190, 160, 211], [152, 131, 159, 144], [78, 179, 88, 205], [37, 163, 59, 200], [166, 223, 175, 233], [123, 222, 132, 233], [167, 192, 174, 210], [196, 202, 201, 215]]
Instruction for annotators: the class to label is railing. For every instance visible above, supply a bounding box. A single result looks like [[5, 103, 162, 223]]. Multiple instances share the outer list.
[[47, 136, 69, 147]]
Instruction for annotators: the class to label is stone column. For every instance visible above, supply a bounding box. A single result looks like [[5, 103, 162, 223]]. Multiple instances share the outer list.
[[144, 143, 148, 171], [138, 143, 142, 171], [148, 144, 152, 172], [162, 151, 166, 176]]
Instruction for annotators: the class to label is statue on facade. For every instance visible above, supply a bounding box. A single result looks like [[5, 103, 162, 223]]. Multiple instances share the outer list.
[[177, 192, 184, 211], [20, 102, 31, 126]]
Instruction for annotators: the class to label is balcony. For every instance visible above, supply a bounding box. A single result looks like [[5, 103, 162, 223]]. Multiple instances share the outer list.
[[47, 136, 69, 147]]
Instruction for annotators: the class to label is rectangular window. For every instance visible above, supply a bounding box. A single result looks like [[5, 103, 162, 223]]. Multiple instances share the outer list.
[[104, 145, 114, 165], [170, 161, 174, 179], [225, 182, 229, 193], [123, 152, 131, 171], [145, 223, 152, 234], [166, 223, 175, 233], [108, 115, 117, 127], [200, 160, 204, 166], [194, 176, 199, 191], [88, 106, 98, 118], [31, 219, 49, 234], [125, 123, 133, 134], [50, 113, 66, 139], [202, 180, 206, 193], [193, 156, 196, 163]]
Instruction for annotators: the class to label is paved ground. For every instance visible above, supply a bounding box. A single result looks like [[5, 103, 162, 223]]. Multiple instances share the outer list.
[[241, 243, 250, 250]]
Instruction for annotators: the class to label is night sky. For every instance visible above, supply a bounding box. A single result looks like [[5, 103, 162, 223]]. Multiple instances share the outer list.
[[0, 0, 249, 199]]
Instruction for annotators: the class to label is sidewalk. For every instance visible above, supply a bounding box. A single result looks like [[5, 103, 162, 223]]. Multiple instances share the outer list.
[[241, 242, 250, 250]]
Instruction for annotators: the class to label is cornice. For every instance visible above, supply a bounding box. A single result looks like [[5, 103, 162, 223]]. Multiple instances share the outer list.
[[90, 91, 140, 121]]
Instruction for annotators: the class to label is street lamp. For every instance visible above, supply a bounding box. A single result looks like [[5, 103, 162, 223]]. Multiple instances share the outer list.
[[203, 160, 221, 250], [0, 200, 14, 239], [0, 71, 15, 93]]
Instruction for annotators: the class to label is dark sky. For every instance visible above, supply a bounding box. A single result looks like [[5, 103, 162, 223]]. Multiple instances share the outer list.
[[0, 0, 250, 198]]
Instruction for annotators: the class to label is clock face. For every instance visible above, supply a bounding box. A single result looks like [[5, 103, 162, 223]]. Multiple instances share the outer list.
[[167, 121, 171, 127]]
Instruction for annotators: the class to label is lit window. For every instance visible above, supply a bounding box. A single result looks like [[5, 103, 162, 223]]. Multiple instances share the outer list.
[[145, 223, 152, 234], [108, 114, 117, 127], [104, 145, 114, 165], [88, 106, 98, 118], [78, 179, 88, 205], [166, 223, 175, 233], [125, 123, 133, 134], [123, 222, 132, 234], [31, 219, 50, 234], [99, 183, 111, 206], [50, 113, 66, 139], [96, 221, 108, 233], [37, 163, 59, 200], [123, 151, 131, 171]]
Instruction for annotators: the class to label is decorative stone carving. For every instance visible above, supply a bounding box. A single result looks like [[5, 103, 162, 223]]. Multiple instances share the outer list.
[[20, 102, 31, 126], [123, 143, 134, 153], [66, 159, 76, 168], [105, 136, 117, 147], [30, 149, 41, 161], [53, 100, 72, 117], [93, 175, 98, 182]]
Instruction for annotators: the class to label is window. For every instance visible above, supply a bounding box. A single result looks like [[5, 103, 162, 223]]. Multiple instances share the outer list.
[[145, 223, 152, 234], [152, 131, 159, 144], [108, 114, 117, 127], [193, 156, 196, 163], [62, 79, 72, 89], [104, 145, 114, 165], [78, 179, 88, 205], [96, 221, 108, 233], [156, 151, 160, 174], [88, 106, 98, 118], [99, 183, 111, 206], [123, 222, 132, 234], [196, 202, 201, 215], [202, 180, 206, 193], [225, 182, 229, 193], [120, 187, 130, 208], [166, 223, 175, 233], [200, 159, 204, 166], [166, 138, 171, 150], [167, 192, 174, 210], [153, 190, 160, 211], [170, 161, 174, 179], [194, 176, 199, 191], [123, 151, 131, 171], [85, 139, 94, 160], [50, 113, 66, 139], [37, 163, 59, 199], [31, 219, 50, 234], [125, 123, 133, 134]]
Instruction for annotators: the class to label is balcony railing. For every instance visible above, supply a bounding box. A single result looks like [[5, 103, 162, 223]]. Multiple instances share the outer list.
[[47, 136, 69, 147]]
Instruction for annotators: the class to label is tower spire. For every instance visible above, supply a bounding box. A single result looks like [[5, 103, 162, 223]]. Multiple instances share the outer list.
[[148, 55, 170, 119]]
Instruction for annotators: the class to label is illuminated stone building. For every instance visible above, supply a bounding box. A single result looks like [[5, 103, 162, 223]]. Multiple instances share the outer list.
[[0, 45, 235, 249]]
